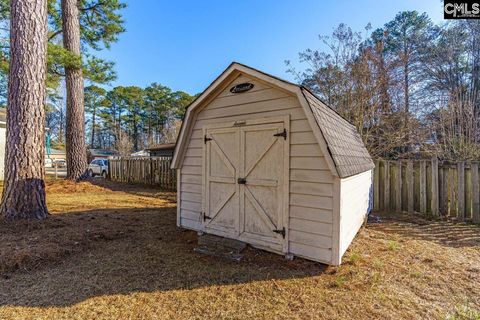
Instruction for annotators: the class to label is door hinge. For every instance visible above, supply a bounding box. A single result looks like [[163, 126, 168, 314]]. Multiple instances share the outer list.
[[203, 212, 212, 222], [237, 177, 247, 184], [204, 135, 212, 144], [274, 129, 287, 140], [273, 227, 286, 238]]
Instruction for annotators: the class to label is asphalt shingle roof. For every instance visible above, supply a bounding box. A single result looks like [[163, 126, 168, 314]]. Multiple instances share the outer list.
[[302, 89, 375, 178]]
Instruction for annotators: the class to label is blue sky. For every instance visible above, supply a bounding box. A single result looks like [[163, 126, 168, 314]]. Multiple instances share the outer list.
[[97, 0, 444, 95]]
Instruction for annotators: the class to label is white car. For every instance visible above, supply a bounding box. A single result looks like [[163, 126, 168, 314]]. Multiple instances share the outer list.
[[45, 158, 53, 168], [88, 159, 109, 178], [54, 159, 67, 168]]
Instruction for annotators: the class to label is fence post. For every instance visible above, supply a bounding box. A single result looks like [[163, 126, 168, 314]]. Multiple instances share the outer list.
[[396, 160, 402, 212], [420, 161, 427, 214], [458, 161, 465, 220], [439, 165, 444, 215], [472, 162, 479, 224], [384, 161, 390, 211], [407, 161, 414, 213], [374, 160, 380, 211], [431, 157, 439, 216]]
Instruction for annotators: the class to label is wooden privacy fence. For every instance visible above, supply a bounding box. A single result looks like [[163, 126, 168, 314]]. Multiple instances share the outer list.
[[108, 157, 176, 190], [374, 159, 480, 223]]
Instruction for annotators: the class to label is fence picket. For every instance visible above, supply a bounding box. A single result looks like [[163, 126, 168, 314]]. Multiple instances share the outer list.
[[431, 158, 439, 216], [420, 161, 427, 214], [384, 161, 390, 211], [407, 161, 414, 212], [374, 160, 380, 211], [373, 159, 480, 223], [108, 156, 176, 190], [472, 162, 480, 223], [396, 160, 402, 212], [458, 162, 465, 220]]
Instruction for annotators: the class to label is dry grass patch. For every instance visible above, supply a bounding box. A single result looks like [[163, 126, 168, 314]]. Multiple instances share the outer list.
[[0, 180, 479, 319]]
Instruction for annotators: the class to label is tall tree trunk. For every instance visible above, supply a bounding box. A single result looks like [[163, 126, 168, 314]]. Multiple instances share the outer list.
[[404, 54, 410, 152], [58, 107, 65, 144], [62, 0, 88, 180], [133, 114, 138, 151], [0, 0, 49, 219], [377, 43, 390, 113]]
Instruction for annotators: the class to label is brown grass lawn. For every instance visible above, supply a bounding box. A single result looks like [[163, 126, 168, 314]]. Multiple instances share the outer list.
[[0, 179, 479, 320]]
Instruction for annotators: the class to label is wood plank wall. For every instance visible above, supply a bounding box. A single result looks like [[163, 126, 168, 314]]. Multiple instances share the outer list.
[[373, 159, 480, 223], [108, 156, 176, 190]]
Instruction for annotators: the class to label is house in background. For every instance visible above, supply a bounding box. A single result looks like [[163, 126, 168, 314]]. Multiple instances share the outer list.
[[147, 143, 176, 157], [131, 150, 149, 157], [88, 149, 119, 162], [0, 109, 6, 180], [130, 143, 176, 157]]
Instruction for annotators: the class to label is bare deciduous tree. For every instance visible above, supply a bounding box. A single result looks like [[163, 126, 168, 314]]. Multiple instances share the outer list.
[[115, 131, 134, 156]]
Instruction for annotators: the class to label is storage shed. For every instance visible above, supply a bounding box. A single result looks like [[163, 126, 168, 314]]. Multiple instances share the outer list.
[[171, 63, 374, 265]]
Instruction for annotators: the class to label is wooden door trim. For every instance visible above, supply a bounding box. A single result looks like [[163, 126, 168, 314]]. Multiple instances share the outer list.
[[202, 116, 288, 131], [282, 115, 290, 253]]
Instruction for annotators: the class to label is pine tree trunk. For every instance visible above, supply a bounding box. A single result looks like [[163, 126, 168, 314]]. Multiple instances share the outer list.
[[404, 58, 410, 152], [62, 0, 88, 180], [0, 0, 49, 219], [133, 115, 138, 151]]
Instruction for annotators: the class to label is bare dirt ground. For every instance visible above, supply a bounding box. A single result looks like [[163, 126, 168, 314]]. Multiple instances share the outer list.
[[0, 179, 479, 320]]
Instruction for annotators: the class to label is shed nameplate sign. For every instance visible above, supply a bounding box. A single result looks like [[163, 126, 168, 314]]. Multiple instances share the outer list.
[[230, 82, 254, 93]]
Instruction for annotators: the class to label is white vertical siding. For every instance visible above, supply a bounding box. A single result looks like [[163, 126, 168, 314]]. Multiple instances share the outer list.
[[178, 74, 335, 264], [338, 170, 372, 260]]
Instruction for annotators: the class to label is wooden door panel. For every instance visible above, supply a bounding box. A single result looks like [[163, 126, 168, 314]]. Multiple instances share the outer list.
[[239, 123, 285, 244], [205, 127, 239, 233], [211, 130, 239, 170], [244, 129, 277, 176], [245, 185, 279, 227], [208, 182, 237, 230], [244, 194, 275, 236], [209, 142, 234, 179]]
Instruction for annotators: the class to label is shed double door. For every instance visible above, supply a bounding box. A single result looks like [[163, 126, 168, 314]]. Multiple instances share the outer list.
[[203, 120, 287, 251]]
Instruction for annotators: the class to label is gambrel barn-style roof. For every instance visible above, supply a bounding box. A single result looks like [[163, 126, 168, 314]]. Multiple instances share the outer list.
[[172, 62, 374, 178]]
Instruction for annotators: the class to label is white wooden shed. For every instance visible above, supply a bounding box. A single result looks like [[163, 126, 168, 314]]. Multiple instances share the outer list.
[[171, 63, 374, 265]]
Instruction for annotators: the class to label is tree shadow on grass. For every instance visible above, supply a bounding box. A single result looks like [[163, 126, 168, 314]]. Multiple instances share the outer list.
[[0, 206, 328, 307], [371, 211, 480, 248], [87, 178, 177, 202]]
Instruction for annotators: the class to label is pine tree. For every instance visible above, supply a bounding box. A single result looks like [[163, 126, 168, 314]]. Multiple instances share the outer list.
[[62, 0, 88, 180], [85, 85, 107, 148], [0, 0, 49, 219]]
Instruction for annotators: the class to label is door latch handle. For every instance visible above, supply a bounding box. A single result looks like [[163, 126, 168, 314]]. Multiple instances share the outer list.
[[273, 227, 286, 238], [237, 178, 247, 184], [203, 212, 212, 221], [273, 129, 287, 140]]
